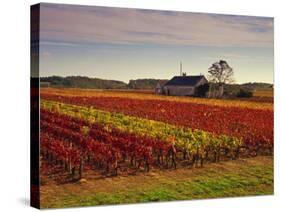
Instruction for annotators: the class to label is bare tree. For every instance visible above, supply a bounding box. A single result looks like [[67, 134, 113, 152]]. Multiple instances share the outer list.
[[208, 60, 234, 98]]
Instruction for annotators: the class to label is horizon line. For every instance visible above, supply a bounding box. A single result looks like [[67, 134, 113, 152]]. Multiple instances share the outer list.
[[37, 75, 274, 85]]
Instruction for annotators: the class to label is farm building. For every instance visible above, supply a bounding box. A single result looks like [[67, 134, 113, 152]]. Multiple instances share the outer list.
[[162, 75, 208, 96], [155, 80, 169, 94]]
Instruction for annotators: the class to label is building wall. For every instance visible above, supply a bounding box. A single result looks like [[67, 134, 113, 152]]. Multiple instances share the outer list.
[[163, 85, 195, 96], [155, 87, 163, 94], [155, 83, 163, 94], [197, 78, 208, 86]]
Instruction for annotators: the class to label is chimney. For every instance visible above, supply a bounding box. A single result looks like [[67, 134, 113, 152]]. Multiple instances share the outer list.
[[180, 61, 182, 76]]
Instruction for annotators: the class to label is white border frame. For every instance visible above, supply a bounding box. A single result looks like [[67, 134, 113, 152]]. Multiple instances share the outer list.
[[0, 0, 280, 211]]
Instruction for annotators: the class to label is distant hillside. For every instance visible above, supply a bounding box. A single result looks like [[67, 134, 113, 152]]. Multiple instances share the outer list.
[[41, 76, 169, 90], [224, 82, 273, 91], [224, 82, 273, 96], [40, 76, 273, 91], [128, 79, 168, 89], [240, 82, 273, 90], [40, 76, 127, 89]]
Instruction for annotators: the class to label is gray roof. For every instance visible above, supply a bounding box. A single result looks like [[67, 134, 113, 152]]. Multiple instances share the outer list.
[[157, 80, 169, 87], [165, 75, 206, 86]]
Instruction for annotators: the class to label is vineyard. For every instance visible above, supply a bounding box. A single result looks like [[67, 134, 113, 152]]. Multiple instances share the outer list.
[[40, 88, 273, 182]]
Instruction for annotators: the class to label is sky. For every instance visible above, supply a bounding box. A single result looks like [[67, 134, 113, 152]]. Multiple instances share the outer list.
[[38, 3, 274, 84]]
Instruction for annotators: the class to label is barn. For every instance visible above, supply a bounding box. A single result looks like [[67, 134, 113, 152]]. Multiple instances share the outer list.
[[155, 80, 169, 94], [163, 75, 208, 96]]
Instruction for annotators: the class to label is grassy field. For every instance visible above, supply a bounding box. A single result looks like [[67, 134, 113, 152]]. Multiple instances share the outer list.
[[40, 156, 273, 208]]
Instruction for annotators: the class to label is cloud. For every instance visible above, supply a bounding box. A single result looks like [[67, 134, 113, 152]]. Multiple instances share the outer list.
[[200, 53, 273, 63], [39, 3, 273, 48]]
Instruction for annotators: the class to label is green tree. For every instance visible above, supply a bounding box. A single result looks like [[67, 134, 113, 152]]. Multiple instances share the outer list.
[[208, 60, 234, 98]]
